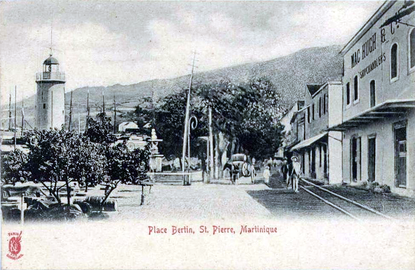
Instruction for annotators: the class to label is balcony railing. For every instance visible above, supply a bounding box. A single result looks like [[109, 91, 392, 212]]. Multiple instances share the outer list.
[[36, 72, 66, 82]]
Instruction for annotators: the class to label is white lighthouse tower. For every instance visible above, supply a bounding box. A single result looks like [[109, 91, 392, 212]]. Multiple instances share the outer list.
[[35, 55, 66, 130]]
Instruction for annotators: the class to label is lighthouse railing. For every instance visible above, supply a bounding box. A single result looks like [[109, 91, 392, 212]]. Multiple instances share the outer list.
[[36, 72, 65, 81]]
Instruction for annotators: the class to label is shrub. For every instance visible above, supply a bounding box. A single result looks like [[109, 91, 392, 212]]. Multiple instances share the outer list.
[[380, 184, 391, 193]]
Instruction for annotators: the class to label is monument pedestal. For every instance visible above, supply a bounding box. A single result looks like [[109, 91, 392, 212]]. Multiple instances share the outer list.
[[148, 128, 164, 172], [150, 154, 164, 172]]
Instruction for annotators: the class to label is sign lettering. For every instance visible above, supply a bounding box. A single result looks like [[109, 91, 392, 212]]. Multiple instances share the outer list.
[[358, 53, 386, 79]]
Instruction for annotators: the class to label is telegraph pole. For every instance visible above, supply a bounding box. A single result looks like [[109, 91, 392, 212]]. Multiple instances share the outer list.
[[8, 92, 12, 130], [86, 89, 90, 130], [21, 98, 24, 136], [78, 103, 81, 134], [68, 91, 73, 130], [14, 86, 17, 150], [181, 51, 197, 185], [102, 91, 105, 114], [113, 95, 117, 133], [209, 107, 214, 179]]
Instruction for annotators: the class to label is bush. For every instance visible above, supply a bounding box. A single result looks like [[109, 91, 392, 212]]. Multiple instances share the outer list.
[[88, 211, 109, 220], [82, 196, 117, 212], [380, 184, 391, 193], [83, 196, 104, 211], [73, 201, 92, 214], [46, 204, 85, 221]]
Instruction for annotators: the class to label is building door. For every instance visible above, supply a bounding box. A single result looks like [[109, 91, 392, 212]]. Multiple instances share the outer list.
[[311, 147, 316, 178], [301, 152, 305, 174], [394, 123, 407, 187], [323, 144, 328, 178], [351, 137, 361, 182], [368, 136, 376, 182]]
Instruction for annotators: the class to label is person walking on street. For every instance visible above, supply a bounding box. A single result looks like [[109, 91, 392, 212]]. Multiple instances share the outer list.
[[291, 156, 301, 193], [263, 166, 271, 184]]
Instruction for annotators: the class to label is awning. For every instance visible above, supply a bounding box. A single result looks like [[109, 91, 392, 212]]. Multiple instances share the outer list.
[[290, 132, 327, 151], [329, 100, 415, 131]]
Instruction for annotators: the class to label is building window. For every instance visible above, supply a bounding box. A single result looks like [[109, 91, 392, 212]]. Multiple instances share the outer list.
[[319, 97, 322, 117], [325, 94, 328, 114], [353, 76, 359, 102], [312, 104, 315, 120], [346, 82, 351, 106], [410, 28, 415, 70], [307, 107, 310, 123], [301, 152, 305, 174], [391, 43, 398, 80], [43, 104, 46, 109], [319, 145, 322, 167], [370, 80, 376, 107]]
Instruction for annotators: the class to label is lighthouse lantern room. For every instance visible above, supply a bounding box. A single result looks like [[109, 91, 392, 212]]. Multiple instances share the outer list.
[[35, 55, 66, 130]]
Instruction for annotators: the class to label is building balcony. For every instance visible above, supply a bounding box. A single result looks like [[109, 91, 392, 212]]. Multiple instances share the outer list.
[[36, 72, 66, 82]]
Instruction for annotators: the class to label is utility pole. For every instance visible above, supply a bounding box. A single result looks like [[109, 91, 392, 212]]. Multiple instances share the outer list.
[[102, 91, 105, 114], [151, 84, 155, 128], [209, 107, 214, 179], [8, 92, 12, 130], [86, 89, 90, 130], [181, 51, 197, 186], [21, 98, 24, 136], [78, 106, 81, 134], [14, 86, 17, 150], [51, 91, 53, 128], [68, 91, 73, 130], [113, 95, 117, 133]]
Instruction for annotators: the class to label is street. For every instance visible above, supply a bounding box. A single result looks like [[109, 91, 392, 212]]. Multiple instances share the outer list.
[[98, 174, 415, 222], [3, 176, 415, 270]]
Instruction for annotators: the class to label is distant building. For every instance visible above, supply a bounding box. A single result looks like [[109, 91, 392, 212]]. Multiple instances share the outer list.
[[290, 82, 342, 184], [277, 100, 304, 158], [35, 55, 66, 130], [330, 1, 415, 196], [122, 134, 149, 151], [0, 133, 29, 154], [118, 122, 139, 133]]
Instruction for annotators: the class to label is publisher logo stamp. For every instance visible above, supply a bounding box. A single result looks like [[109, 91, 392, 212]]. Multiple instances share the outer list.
[[7, 231, 23, 260]]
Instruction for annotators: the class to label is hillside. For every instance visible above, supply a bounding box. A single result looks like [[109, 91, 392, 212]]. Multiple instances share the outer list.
[[15, 45, 343, 130]]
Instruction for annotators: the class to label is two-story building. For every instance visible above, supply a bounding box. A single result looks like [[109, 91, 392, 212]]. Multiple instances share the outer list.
[[290, 82, 343, 184], [277, 100, 305, 158], [330, 1, 415, 196]]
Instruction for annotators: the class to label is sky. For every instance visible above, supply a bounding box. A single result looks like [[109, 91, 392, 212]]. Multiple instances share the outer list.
[[0, 0, 384, 107]]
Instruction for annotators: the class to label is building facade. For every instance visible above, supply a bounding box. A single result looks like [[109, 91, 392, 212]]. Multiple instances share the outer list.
[[35, 55, 66, 130], [331, 1, 415, 196], [277, 100, 305, 158], [290, 82, 343, 184]]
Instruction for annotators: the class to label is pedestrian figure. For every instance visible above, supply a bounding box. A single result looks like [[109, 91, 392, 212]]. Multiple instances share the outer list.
[[281, 158, 288, 184], [267, 157, 273, 168], [263, 166, 271, 184], [290, 156, 301, 193]]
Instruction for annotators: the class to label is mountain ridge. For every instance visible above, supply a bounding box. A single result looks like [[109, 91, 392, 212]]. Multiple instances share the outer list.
[[15, 44, 344, 129]]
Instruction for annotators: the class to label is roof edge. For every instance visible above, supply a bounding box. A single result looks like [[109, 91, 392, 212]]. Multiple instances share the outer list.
[[340, 1, 396, 56]]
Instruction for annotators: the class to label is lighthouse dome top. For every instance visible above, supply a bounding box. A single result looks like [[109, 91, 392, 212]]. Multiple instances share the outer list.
[[43, 55, 59, 65]]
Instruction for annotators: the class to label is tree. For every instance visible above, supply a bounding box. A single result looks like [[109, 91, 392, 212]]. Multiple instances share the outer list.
[[103, 143, 150, 206], [1, 149, 30, 185], [138, 89, 207, 160], [130, 77, 285, 173], [84, 113, 116, 144], [193, 78, 286, 168], [67, 137, 107, 192], [22, 129, 79, 204]]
